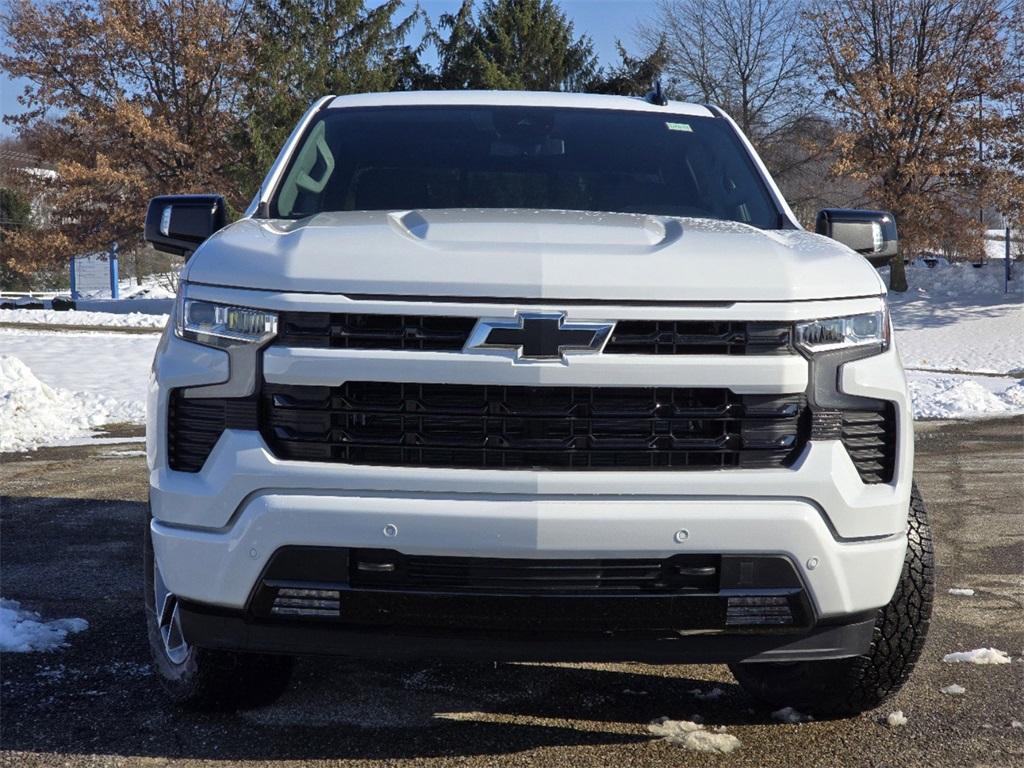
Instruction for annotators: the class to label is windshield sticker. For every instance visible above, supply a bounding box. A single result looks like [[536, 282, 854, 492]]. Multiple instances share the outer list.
[[666, 122, 693, 132]]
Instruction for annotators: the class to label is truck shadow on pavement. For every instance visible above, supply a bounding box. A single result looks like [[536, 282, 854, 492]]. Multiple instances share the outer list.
[[1, 493, 783, 762]]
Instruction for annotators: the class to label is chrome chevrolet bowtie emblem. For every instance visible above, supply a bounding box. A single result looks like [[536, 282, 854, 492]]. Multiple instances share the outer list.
[[466, 313, 614, 360]]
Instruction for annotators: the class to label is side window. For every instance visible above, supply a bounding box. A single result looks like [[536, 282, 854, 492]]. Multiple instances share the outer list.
[[277, 121, 336, 217]]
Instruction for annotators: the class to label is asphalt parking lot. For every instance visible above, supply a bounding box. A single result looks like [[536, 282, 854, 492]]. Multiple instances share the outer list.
[[1, 416, 1022, 767]]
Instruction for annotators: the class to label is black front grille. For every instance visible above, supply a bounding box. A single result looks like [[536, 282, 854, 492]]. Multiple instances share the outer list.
[[275, 312, 793, 356], [167, 392, 258, 472], [276, 312, 477, 351], [261, 382, 807, 470], [349, 551, 721, 594], [812, 402, 897, 483], [605, 321, 791, 355]]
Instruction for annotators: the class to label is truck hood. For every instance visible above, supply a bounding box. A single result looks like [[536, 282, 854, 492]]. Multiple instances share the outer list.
[[185, 209, 885, 302]]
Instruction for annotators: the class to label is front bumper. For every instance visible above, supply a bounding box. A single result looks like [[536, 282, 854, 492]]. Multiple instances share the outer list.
[[151, 489, 907, 620]]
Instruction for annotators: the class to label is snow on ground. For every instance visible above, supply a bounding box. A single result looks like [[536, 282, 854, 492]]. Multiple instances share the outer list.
[[0, 599, 88, 652], [885, 261, 1023, 419], [0, 329, 158, 451], [885, 711, 908, 727], [0, 328, 158, 406], [942, 648, 1012, 665], [948, 588, 976, 596], [647, 717, 742, 754], [906, 374, 1023, 420], [0, 356, 145, 452], [120, 279, 176, 300], [0, 308, 169, 328], [941, 684, 967, 695]]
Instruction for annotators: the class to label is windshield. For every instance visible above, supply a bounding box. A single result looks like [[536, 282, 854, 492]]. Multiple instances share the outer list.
[[270, 105, 783, 228]]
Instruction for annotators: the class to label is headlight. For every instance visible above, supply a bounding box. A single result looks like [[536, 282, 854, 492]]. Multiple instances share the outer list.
[[175, 293, 277, 348], [795, 307, 890, 354]]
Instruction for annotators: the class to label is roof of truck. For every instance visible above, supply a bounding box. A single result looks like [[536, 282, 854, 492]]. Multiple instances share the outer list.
[[325, 90, 717, 117]]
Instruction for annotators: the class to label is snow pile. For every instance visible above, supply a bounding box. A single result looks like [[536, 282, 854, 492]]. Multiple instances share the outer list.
[[1000, 381, 1024, 407], [948, 588, 975, 596], [882, 261, 1024, 420], [0, 328, 155, 420], [0, 355, 144, 452], [886, 710, 908, 727], [0, 308, 168, 328], [942, 648, 1012, 665], [907, 373, 1023, 420], [0, 599, 88, 652], [940, 684, 966, 695], [771, 706, 812, 723], [648, 717, 741, 754]]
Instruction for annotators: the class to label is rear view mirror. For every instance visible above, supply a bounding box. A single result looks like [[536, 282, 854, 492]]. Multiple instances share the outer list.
[[816, 209, 898, 269], [144, 194, 227, 257]]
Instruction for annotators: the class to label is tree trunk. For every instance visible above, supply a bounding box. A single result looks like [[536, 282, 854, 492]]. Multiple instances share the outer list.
[[889, 250, 908, 292]]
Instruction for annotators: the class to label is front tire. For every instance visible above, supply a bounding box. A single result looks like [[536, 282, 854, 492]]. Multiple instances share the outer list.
[[729, 482, 934, 716], [144, 516, 293, 710]]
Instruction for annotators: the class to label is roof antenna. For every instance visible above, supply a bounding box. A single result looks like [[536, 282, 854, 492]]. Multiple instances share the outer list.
[[643, 79, 668, 106]]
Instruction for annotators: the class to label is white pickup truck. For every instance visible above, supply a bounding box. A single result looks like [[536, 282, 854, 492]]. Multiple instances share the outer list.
[[142, 90, 932, 714]]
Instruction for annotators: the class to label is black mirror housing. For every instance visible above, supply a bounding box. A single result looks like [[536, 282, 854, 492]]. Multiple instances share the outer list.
[[816, 209, 899, 268], [144, 194, 227, 257]]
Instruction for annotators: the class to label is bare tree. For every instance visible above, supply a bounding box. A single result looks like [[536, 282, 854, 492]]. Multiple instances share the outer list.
[[637, 0, 812, 148]]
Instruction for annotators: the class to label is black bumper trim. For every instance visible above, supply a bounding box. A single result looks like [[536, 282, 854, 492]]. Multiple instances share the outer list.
[[179, 602, 875, 664]]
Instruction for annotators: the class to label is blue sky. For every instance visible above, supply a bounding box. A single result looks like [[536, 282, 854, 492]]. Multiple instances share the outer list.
[[0, 0, 653, 138]]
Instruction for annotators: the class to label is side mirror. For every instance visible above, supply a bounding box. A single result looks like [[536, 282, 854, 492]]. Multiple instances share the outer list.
[[816, 209, 898, 268], [144, 194, 227, 257]]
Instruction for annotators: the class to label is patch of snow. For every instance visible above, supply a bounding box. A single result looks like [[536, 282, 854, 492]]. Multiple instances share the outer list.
[[882, 261, 1023, 420], [689, 686, 725, 701], [907, 372, 1023, 420], [0, 328, 157, 417], [0, 599, 88, 652], [886, 260, 1021, 308], [0, 308, 168, 328], [648, 717, 741, 753], [940, 684, 966, 695], [120, 281, 176, 301], [1012, 720, 1023, 729], [771, 706, 812, 723], [886, 710, 908, 727], [1000, 381, 1024, 406], [0, 356, 145, 452], [99, 449, 148, 459], [948, 588, 976, 596], [942, 648, 1012, 665]]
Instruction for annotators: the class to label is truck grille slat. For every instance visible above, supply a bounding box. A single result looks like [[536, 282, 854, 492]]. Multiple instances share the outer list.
[[605, 321, 792, 355], [261, 382, 806, 471]]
